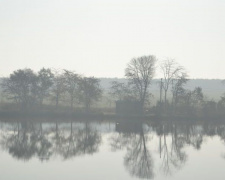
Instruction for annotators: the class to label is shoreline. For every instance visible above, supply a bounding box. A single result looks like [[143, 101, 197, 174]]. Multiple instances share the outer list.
[[0, 111, 224, 122]]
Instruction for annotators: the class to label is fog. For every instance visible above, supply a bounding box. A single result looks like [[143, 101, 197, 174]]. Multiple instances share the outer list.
[[0, 0, 225, 78], [1, 1, 225, 179]]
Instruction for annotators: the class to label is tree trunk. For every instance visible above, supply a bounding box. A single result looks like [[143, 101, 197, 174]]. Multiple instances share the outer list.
[[164, 90, 167, 112]]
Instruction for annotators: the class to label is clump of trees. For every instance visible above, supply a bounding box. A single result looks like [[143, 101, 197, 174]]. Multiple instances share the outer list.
[[2, 68, 102, 112], [109, 55, 225, 118]]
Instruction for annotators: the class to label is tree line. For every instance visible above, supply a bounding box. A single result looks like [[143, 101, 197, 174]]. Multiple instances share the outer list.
[[1, 54, 225, 117], [109, 55, 225, 117], [1, 68, 102, 112]]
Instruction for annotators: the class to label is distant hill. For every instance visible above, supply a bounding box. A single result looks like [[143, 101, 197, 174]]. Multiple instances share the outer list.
[[0, 78, 224, 102], [99, 78, 225, 100]]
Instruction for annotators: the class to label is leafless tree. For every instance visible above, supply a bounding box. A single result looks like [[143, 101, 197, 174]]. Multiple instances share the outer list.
[[125, 55, 157, 110], [160, 59, 184, 108]]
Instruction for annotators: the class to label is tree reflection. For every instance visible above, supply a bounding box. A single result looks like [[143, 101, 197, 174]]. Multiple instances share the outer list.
[[110, 122, 154, 179], [159, 123, 187, 176], [2, 120, 225, 178], [124, 130, 154, 179], [0, 121, 101, 161], [1, 122, 40, 161], [51, 121, 66, 157], [35, 123, 52, 161], [60, 121, 101, 159]]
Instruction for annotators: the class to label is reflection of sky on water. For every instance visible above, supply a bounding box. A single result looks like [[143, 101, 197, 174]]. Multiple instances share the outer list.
[[0, 120, 225, 180]]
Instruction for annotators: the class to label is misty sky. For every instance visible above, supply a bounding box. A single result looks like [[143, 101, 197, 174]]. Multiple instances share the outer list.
[[0, 0, 224, 79]]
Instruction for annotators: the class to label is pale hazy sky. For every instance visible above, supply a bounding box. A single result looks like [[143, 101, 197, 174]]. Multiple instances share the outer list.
[[0, 0, 224, 78]]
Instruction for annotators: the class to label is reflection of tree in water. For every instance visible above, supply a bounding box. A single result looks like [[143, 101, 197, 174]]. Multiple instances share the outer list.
[[1, 122, 36, 160], [185, 124, 203, 150], [59, 122, 101, 159], [110, 122, 154, 179], [2, 120, 225, 171], [212, 124, 225, 160], [35, 123, 52, 160], [0, 121, 101, 161], [76, 123, 101, 154], [156, 121, 211, 176], [124, 131, 154, 179], [57, 121, 77, 159], [0, 122, 52, 161], [159, 124, 187, 176], [217, 125, 225, 141], [51, 121, 66, 157], [110, 133, 135, 151]]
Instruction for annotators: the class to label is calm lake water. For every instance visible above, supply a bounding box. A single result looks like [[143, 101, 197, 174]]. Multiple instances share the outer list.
[[0, 119, 225, 180]]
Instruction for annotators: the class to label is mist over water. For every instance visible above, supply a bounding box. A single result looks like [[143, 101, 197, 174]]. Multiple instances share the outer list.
[[0, 1, 225, 179]]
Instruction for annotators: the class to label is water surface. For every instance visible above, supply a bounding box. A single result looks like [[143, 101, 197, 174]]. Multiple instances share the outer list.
[[0, 120, 225, 180]]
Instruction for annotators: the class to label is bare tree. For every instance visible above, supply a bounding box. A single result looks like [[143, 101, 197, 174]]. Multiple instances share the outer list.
[[125, 55, 157, 110], [160, 59, 184, 108]]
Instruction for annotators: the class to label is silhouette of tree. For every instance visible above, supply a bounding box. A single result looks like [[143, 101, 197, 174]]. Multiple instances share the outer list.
[[63, 70, 80, 109], [35, 68, 54, 106], [160, 59, 184, 110], [2, 69, 38, 109], [51, 70, 66, 107], [78, 77, 102, 112], [183, 87, 204, 115], [125, 55, 157, 111]]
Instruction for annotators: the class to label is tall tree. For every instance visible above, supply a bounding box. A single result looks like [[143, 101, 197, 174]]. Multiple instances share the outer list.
[[125, 55, 157, 110], [51, 70, 66, 108], [78, 77, 102, 112], [63, 70, 80, 109], [160, 59, 184, 108], [36, 68, 54, 106]]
